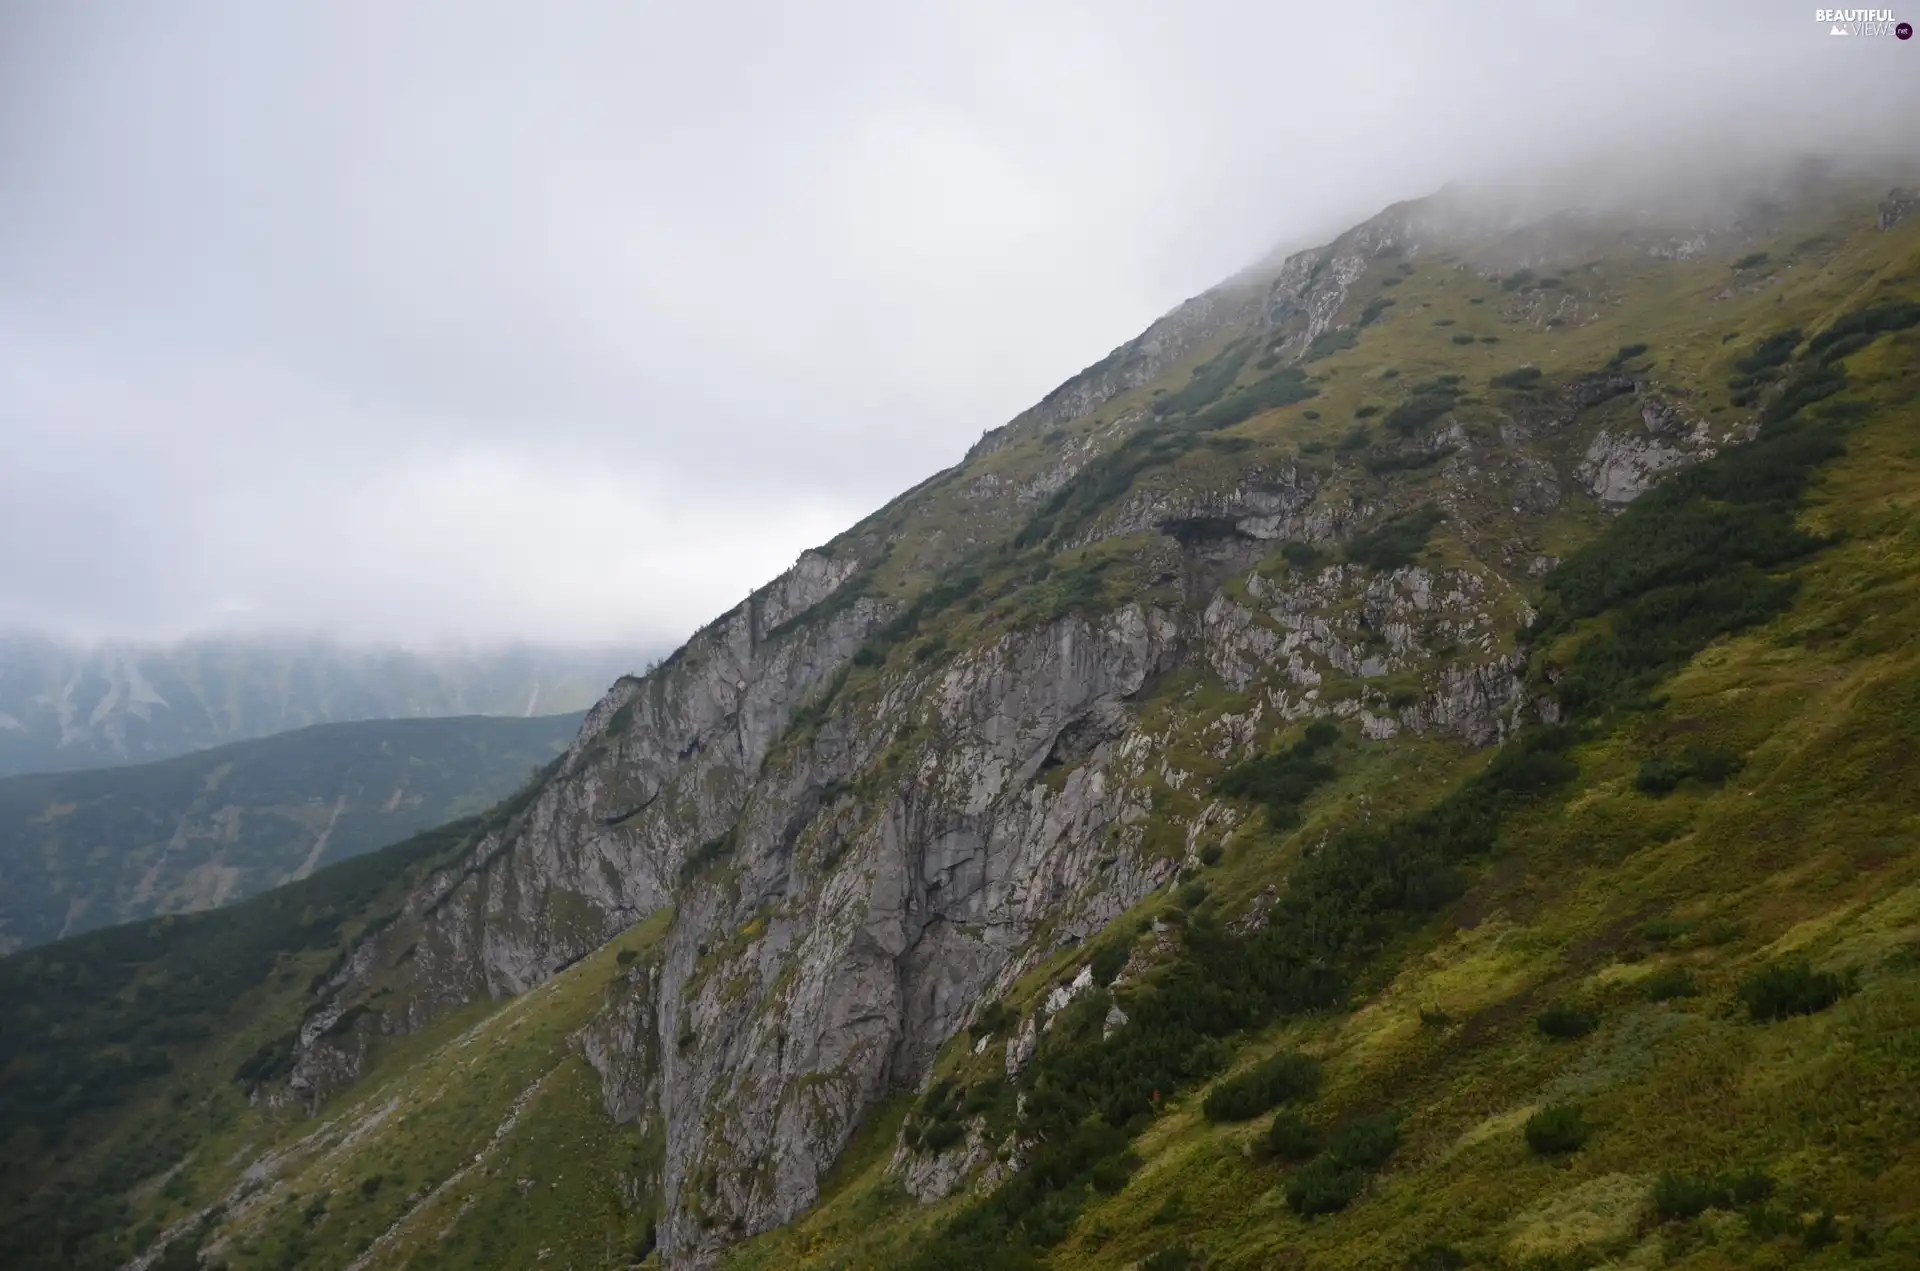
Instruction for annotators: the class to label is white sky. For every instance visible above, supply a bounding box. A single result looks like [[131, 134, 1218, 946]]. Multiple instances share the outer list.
[[2, 0, 1914, 647]]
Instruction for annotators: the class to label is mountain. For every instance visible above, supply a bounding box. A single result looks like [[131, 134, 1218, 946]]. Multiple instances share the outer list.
[[5, 170, 1920, 1271], [0, 635, 635, 777], [0, 711, 586, 954]]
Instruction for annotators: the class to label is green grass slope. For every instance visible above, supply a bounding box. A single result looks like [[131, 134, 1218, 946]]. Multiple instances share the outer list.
[[0, 711, 585, 953]]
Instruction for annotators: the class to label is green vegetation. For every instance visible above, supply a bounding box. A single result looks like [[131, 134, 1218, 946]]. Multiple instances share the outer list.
[[1303, 327, 1361, 363], [1535, 1001, 1598, 1040], [1286, 1113, 1402, 1217], [0, 813, 490, 1268], [1363, 447, 1454, 476], [1633, 744, 1741, 795], [1805, 299, 1920, 356], [1739, 956, 1852, 1021], [1488, 365, 1541, 389], [1191, 367, 1317, 431], [1382, 377, 1460, 436], [1280, 541, 1327, 570], [1528, 340, 1853, 716], [1152, 341, 1255, 418], [1345, 505, 1444, 570], [1213, 722, 1339, 829], [1522, 1104, 1589, 1155], [1200, 1051, 1320, 1122], [1264, 1109, 1321, 1161], [1642, 966, 1698, 1001], [1652, 1167, 1775, 1221]]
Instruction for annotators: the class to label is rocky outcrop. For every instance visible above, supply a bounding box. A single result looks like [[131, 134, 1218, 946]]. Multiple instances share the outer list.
[[1579, 397, 1727, 506], [1880, 187, 1918, 232]]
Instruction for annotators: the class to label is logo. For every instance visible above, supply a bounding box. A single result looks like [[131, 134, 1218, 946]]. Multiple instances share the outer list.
[[1817, 6, 1903, 33]]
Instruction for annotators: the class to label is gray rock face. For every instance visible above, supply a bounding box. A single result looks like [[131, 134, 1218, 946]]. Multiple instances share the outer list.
[[1579, 397, 1726, 506], [1880, 187, 1918, 232]]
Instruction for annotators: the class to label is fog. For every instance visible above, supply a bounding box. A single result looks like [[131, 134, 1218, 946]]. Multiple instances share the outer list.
[[3, 0, 1915, 648]]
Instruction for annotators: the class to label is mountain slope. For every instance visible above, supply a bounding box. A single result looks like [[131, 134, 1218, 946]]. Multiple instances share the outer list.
[[5, 170, 1920, 1271], [0, 636, 632, 777], [0, 711, 585, 953]]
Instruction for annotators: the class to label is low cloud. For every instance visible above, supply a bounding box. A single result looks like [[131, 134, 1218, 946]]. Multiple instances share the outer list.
[[3, 1, 1915, 647]]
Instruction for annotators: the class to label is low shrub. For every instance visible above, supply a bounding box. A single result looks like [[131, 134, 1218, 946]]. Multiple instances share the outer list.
[[1451, 332, 1477, 345], [1524, 1103, 1589, 1155], [1286, 1157, 1366, 1217], [1202, 1050, 1321, 1122], [1214, 722, 1339, 829], [1802, 1210, 1841, 1250], [1731, 328, 1802, 380], [1365, 447, 1454, 476], [1192, 366, 1318, 430], [1346, 505, 1445, 571], [1644, 966, 1699, 1001], [1266, 1110, 1321, 1161], [968, 1000, 1014, 1040], [1652, 1167, 1774, 1221], [1281, 541, 1327, 570], [1404, 1245, 1468, 1271], [1739, 957, 1850, 1021], [1327, 1112, 1401, 1170], [1090, 943, 1131, 987], [1536, 1001, 1598, 1040], [1490, 365, 1543, 389], [1360, 297, 1396, 325], [1304, 327, 1360, 363], [1152, 340, 1254, 417], [1805, 299, 1920, 356], [1142, 1246, 1198, 1271]]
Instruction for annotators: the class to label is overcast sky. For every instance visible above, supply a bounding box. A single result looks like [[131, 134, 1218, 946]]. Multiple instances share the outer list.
[[2, 2, 1915, 650]]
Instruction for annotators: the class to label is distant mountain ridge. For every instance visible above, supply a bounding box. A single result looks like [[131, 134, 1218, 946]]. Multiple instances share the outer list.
[[0, 634, 634, 776], [0, 710, 584, 952]]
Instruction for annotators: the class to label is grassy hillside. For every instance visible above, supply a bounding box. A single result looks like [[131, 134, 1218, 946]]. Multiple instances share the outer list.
[[0, 711, 585, 952], [3, 180, 1918, 1271]]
